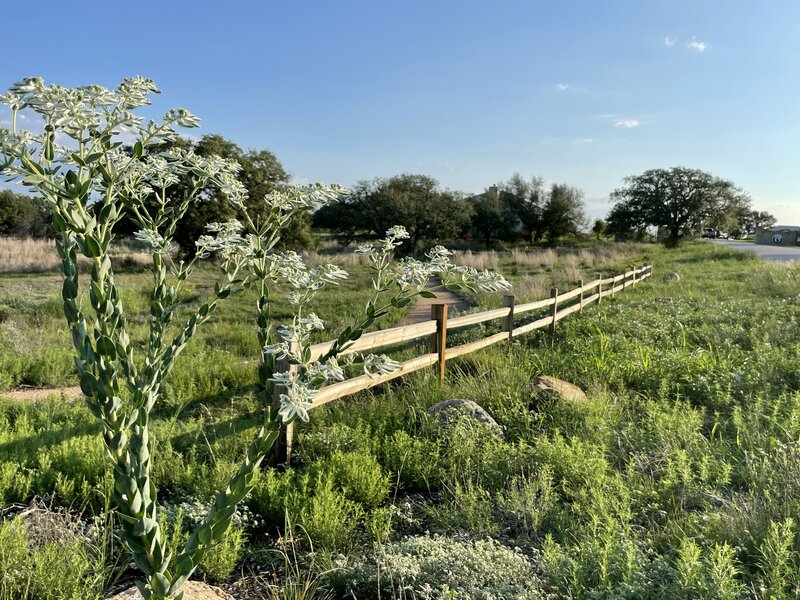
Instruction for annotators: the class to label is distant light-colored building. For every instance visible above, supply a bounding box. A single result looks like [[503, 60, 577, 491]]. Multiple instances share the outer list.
[[755, 225, 800, 246]]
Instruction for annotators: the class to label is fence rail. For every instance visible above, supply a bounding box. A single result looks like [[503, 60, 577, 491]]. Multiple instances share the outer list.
[[273, 264, 653, 462]]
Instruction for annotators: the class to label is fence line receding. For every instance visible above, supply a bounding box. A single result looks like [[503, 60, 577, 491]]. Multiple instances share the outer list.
[[273, 264, 652, 462]]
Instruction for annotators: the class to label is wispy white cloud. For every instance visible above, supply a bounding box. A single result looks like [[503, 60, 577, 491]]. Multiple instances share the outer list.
[[687, 38, 707, 52], [664, 36, 677, 47], [614, 119, 640, 128], [555, 83, 570, 92]]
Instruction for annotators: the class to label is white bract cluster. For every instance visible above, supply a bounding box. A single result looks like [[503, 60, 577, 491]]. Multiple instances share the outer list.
[[357, 226, 511, 295]]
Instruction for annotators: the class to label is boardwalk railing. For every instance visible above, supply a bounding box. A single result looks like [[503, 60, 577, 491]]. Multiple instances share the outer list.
[[272, 264, 653, 461]]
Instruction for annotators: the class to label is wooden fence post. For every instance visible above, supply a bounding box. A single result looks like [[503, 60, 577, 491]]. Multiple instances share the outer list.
[[430, 304, 448, 384], [578, 279, 584, 315], [271, 338, 298, 465], [597, 276, 603, 305], [502, 294, 515, 339], [549, 287, 558, 334], [623, 269, 628, 293], [632, 266, 637, 287]]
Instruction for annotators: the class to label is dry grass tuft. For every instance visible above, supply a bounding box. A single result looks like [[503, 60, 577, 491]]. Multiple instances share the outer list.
[[512, 275, 551, 302], [510, 248, 557, 270], [302, 249, 369, 266], [0, 237, 61, 272], [0, 236, 152, 273], [452, 250, 500, 271]]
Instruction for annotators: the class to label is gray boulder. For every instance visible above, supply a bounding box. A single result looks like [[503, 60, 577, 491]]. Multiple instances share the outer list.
[[525, 375, 587, 404], [663, 271, 680, 282], [427, 399, 503, 437]]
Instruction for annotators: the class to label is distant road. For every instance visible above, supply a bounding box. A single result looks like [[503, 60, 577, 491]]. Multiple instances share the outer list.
[[707, 239, 800, 262]]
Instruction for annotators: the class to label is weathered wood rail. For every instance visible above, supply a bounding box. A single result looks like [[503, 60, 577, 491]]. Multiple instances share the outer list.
[[272, 264, 653, 461]]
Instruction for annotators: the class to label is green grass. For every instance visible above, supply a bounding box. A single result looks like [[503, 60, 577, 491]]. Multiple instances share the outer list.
[[2, 241, 799, 598]]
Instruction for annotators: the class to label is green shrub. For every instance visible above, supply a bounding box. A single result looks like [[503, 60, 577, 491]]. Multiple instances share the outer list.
[[755, 519, 796, 600], [0, 518, 30, 600], [0, 517, 104, 600], [293, 474, 362, 552], [497, 466, 556, 536], [317, 450, 389, 509], [251, 468, 300, 527], [426, 480, 498, 535], [382, 430, 442, 493]]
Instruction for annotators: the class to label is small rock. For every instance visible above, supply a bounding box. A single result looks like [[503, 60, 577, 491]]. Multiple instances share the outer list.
[[663, 271, 680, 282], [525, 376, 587, 404], [427, 399, 503, 437], [655, 297, 673, 303], [106, 581, 233, 600]]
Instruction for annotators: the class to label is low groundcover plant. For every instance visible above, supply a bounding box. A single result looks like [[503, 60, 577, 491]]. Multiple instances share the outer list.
[[0, 77, 509, 599]]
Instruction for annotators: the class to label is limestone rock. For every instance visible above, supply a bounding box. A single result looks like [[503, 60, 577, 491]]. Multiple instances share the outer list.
[[107, 581, 233, 600], [427, 399, 503, 436], [663, 271, 680, 282], [525, 376, 587, 404]]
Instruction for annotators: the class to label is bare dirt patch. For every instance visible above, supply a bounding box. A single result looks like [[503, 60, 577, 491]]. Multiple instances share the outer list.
[[1, 385, 82, 402]]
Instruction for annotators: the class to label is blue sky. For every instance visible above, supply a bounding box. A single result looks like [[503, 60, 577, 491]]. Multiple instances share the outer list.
[[2, 1, 799, 223]]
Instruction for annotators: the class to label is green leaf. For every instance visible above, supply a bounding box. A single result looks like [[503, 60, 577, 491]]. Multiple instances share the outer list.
[[44, 134, 54, 161], [173, 555, 194, 577], [83, 234, 102, 257], [197, 524, 212, 546], [211, 518, 231, 538], [65, 169, 78, 187], [230, 476, 246, 500], [51, 212, 68, 232], [79, 372, 96, 396], [97, 256, 111, 280], [152, 573, 170, 596], [132, 517, 157, 537], [64, 302, 78, 323], [133, 141, 143, 158], [62, 278, 78, 301], [96, 336, 117, 359], [419, 290, 437, 298]]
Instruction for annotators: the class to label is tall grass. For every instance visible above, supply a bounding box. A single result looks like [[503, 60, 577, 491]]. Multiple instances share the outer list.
[[0, 238, 62, 273], [452, 250, 501, 271], [510, 248, 557, 270], [0, 236, 152, 273]]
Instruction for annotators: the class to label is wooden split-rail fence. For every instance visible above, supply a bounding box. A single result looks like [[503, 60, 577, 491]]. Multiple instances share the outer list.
[[272, 264, 653, 462]]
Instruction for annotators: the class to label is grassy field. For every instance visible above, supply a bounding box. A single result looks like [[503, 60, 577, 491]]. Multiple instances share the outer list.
[[1, 240, 798, 599]]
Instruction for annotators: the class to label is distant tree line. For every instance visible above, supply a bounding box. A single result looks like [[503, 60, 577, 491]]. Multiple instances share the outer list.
[[315, 172, 587, 251], [2, 148, 778, 255], [0, 190, 52, 238]]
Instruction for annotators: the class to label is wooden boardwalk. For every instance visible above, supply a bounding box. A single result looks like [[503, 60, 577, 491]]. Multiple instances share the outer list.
[[399, 278, 471, 325]]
